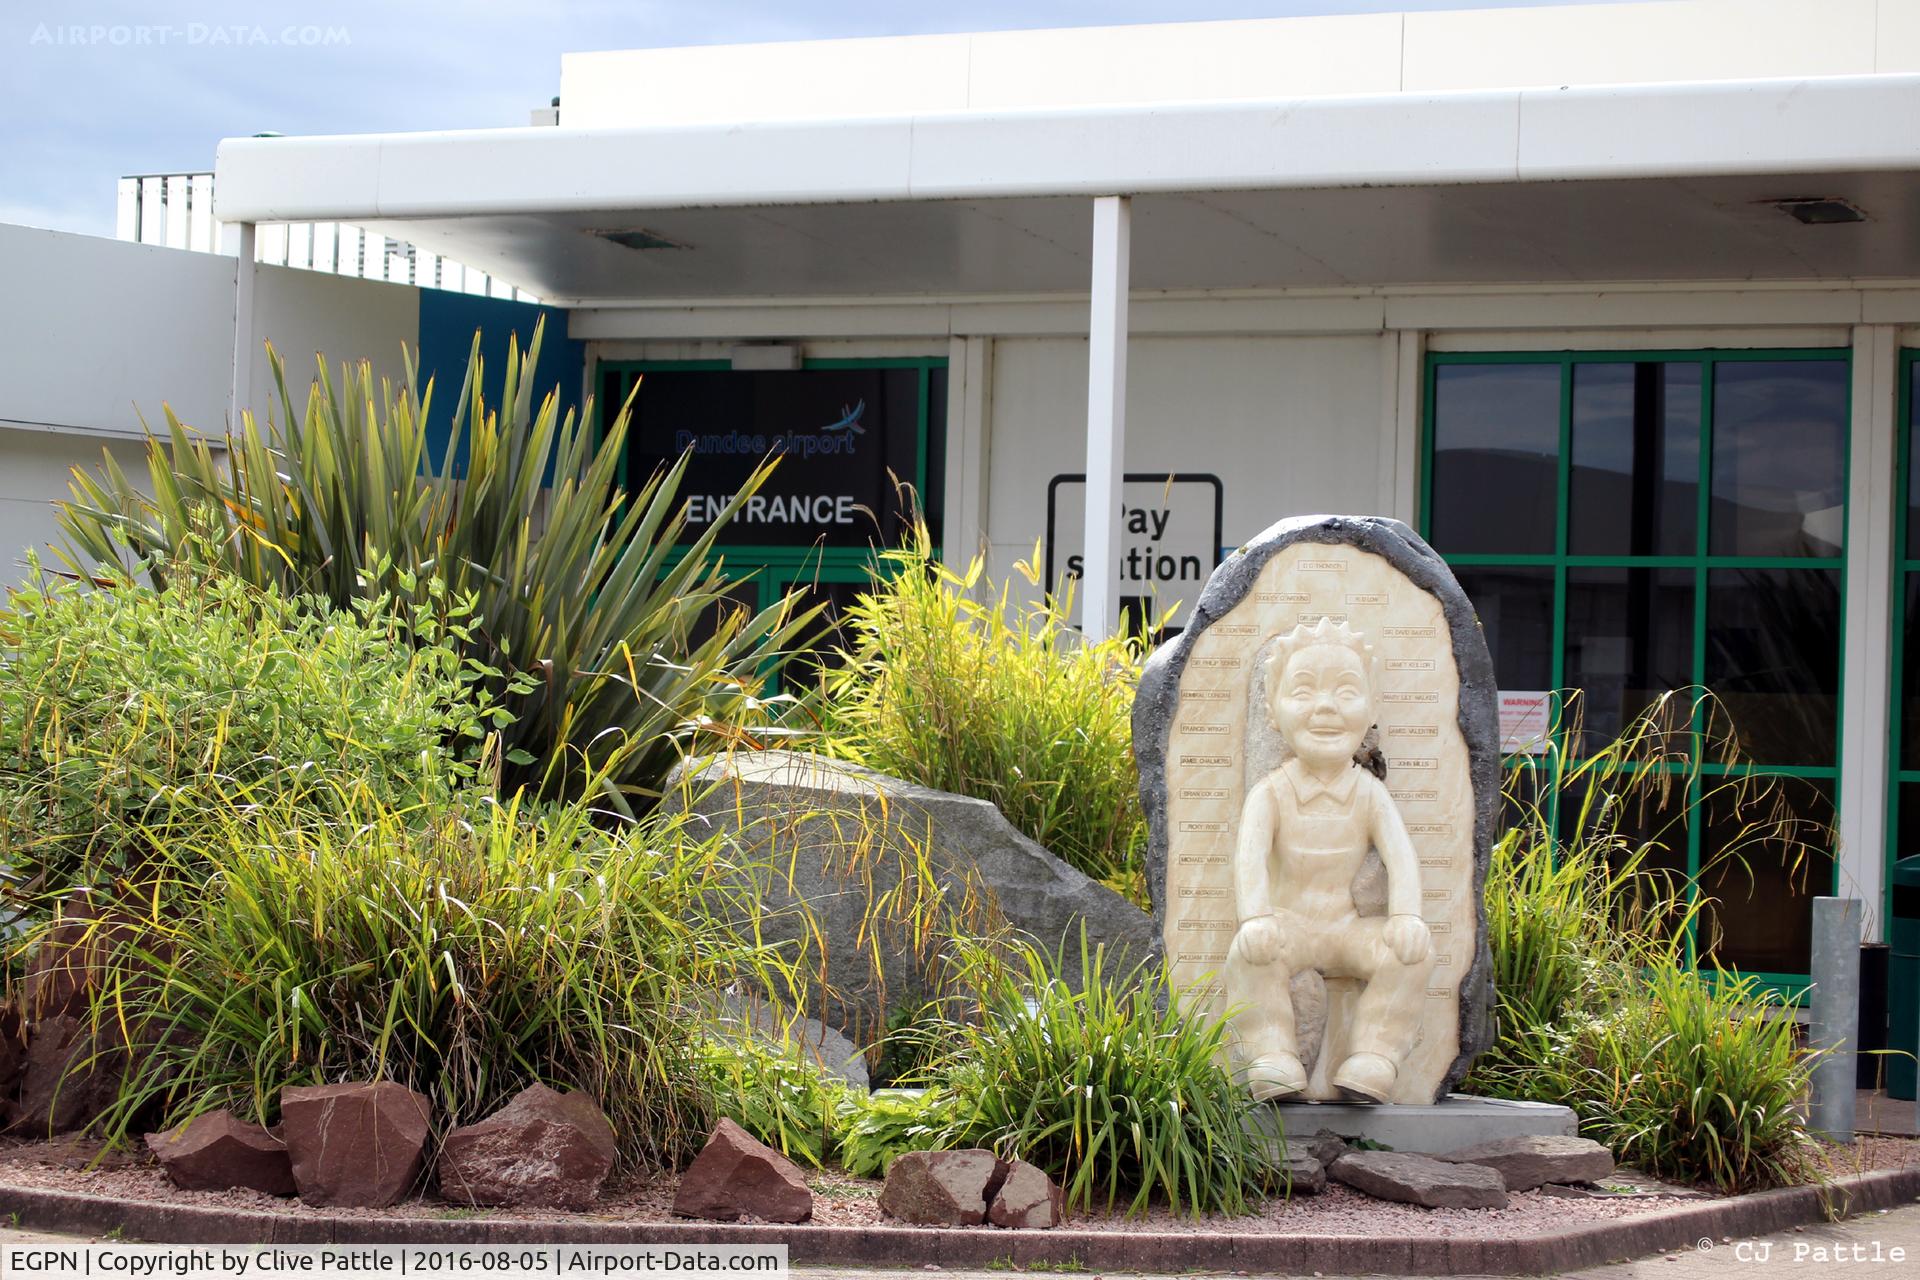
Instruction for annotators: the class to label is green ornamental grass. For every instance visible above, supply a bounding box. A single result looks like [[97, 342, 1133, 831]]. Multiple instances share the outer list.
[[819, 523, 1149, 904], [87, 789, 795, 1171], [936, 937, 1277, 1218], [1467, 690, 1824, 1193]]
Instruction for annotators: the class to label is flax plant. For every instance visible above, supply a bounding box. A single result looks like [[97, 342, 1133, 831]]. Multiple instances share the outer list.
[[58, 321, 819, 809]]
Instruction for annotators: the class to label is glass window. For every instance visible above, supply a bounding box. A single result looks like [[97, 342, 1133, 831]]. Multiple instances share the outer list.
[[1426, 349, 1849, 982], [1563, 567, 1693, 754], [1569, 363, 1700, 557], [1696, 777, 1834, 974], [1429, 364, 1561, 555], [1709, 361, 1848, 558], [1903, 578, 1920, 773], [1702, 567, 1841, 768], [1451, 565, 1553, 690]]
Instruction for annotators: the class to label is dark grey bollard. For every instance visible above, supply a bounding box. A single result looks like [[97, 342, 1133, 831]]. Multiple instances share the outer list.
[[1809, 897, 1862, 1143]]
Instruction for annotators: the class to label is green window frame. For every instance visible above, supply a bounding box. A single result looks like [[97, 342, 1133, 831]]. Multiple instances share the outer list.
[[1421, 348, 1852, 989], [1885, 348, 1920, 936]]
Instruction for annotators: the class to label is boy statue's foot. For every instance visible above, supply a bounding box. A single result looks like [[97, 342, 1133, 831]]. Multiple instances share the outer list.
[[1246, 1053, 1308, 1101], [1331, 1052, 1397, 1103]]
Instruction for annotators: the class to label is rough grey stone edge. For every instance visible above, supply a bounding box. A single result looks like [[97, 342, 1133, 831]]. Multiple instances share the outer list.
[[1131, 514, 1500, 1097], [2, 1165, 1914, 1276]]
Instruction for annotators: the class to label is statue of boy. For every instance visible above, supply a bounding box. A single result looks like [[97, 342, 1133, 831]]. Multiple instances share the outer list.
[[1228, 617, 1435, 1103]]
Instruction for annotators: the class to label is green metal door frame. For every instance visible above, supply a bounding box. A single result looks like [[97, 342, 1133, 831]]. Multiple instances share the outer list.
[[1883, 349, 1920, 944]]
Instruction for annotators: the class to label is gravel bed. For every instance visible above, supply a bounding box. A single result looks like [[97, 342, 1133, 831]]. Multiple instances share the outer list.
[[0, 1135, 1912, 1237]]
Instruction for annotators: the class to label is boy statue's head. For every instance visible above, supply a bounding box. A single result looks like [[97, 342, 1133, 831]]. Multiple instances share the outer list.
[[1264, 617, 1378, 770]]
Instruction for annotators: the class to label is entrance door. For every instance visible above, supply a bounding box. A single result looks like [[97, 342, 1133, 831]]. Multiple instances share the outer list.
[[598, 357, 947, 677]]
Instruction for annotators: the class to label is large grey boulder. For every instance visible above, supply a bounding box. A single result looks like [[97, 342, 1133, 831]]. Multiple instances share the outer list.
[[1437, 1134, 1616, 1191], [665, 751, 1156, 1041], [1330, 1150, 1509, 1209]]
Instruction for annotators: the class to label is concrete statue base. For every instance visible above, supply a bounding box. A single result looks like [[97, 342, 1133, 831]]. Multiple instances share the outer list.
[[1259, 1094, 1579, 1155]]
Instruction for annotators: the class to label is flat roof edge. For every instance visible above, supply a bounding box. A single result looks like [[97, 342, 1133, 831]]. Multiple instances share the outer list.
[[213, 74, 1920, 223]]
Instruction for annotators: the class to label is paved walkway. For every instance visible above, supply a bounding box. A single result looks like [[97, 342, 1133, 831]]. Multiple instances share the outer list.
[[1, 1203, 1916, 1278]]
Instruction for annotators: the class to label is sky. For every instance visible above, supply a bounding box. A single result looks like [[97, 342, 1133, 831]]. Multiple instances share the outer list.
[[2, 0, 1637, 238]]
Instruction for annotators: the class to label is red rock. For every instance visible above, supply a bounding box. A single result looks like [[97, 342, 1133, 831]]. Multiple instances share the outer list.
[[879, 1149, 1009, 1226], [145, 1109, 295, 1196], [22, 896, 166, 1021], [987, 1158, 1062, 1228], [0, 1004, 27, 1101], [671, 1118, 811, 1223], [7, 1014, 127, 1136], [280, 1082, 432, 1208], [437, 1084, 616, 1210]]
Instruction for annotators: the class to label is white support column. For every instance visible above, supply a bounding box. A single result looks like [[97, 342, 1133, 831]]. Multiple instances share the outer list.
[[1839, 325, 1899, 940], [1080, 195, 1131, 641], [1397, 335, 1428, 529], [942, 335, 994, 574], [230, 222, 258, 431]]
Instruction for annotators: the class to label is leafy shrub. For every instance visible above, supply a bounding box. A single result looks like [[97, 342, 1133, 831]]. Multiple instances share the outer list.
[[833, 1086, 956, 1178], [91, 791, 793, 1171], [819, 525, 1148, 903], [59, 323, 819, 810], [0, 562, 488, 913], [937, 938, 1275, 1217], [692, 1031, 840, 1169], [1576, 966, 1817, 1193], [1468, 691, 1825, 1192]]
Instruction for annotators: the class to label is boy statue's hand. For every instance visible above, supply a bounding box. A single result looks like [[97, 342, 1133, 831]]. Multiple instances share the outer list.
[[1235, 914, 1284, 967], [1383, 914, 1432, 966]]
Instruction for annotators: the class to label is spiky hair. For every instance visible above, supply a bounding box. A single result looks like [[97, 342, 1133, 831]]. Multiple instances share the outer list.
[[1264, 616, 1377, 688]]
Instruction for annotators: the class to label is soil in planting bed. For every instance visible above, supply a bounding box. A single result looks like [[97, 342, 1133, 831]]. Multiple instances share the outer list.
[[0, 1134, 1914, 1238]]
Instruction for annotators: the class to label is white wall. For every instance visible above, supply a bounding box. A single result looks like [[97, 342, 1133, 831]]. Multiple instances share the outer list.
[[0, 223, 237, 439], [562, 1, 1917, 129], [0, 430, 150, 579], [250, 263, 416, 427], [981, 334, 1389, 588], [0, 223, 424, 589]]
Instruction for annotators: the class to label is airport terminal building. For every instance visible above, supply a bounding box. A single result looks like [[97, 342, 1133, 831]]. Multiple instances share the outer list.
[[18, 0, 1920, 980]]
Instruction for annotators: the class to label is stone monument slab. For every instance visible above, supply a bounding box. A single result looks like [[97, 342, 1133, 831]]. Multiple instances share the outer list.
[[1134, 515, 1498, 1104]]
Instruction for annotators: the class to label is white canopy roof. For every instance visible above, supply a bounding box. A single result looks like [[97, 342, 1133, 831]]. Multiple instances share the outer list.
[[213, 74, 1920, 305]]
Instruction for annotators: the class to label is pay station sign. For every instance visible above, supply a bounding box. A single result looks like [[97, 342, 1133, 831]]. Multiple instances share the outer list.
[[1046, 473, 1223, 629]]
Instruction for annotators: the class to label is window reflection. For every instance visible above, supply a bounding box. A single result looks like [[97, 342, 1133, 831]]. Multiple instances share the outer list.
[[1696, 777, 1834, 974], [1452, 565, 1554, 691], [1570, 363, 1700, 557], [1703, 568, 1841, 767], [1563, 567, 1693, 753], [1430, 364, 1561, 555], [1709, 362, 1848, 558]]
